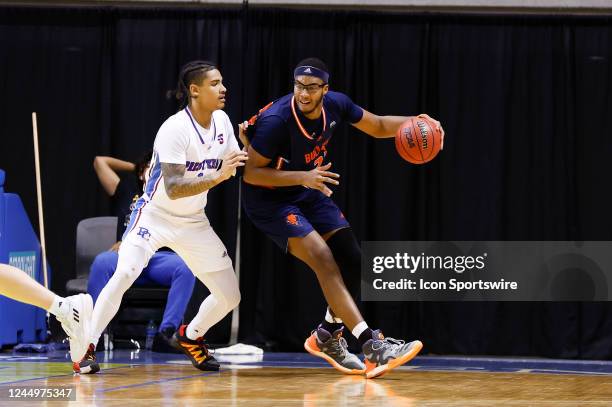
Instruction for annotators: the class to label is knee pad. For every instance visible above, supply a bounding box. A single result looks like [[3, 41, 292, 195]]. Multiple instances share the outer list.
[[326, 228, 362, 297], [327, 228, 361, 270], [195, 267, 241, 311], [115, 245, 150, 283], [225, 288, 241, 310], [215, 290, 240, 312], [114, 265, 139, 285]]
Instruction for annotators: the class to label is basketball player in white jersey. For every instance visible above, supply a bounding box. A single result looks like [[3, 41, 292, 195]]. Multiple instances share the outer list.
[[0, 263, 92, 365], [74, 61, 248, 373]]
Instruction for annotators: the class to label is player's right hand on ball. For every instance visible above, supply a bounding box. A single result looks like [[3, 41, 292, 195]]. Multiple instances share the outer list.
[[219, 150, 248, 181], [302, 162, 340, 197]]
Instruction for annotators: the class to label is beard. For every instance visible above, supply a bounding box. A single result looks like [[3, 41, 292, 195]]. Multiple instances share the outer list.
[[297, 94, 324, 116]]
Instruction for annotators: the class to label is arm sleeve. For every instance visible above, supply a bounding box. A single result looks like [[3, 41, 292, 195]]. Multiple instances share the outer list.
[[249, 115, 287, 159], [335, 92, 364, 124], [154, 119, 188, 164]]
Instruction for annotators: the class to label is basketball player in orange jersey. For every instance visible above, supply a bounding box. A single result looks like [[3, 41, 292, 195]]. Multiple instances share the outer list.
[[0, 263, 92, 365], [240, 57, 444, 378]]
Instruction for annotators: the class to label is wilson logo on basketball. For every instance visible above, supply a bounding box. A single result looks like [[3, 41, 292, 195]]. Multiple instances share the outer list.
[[417, 120, 429, 149], [286, 214, 300, 226]]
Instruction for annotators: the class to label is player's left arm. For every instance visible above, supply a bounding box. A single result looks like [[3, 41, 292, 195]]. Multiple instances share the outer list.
[[352, 109, 445, 149], [161, 151, 247, 200]]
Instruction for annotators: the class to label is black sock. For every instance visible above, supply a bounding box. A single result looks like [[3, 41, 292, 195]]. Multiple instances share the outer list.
[[320, 320, 343, 334], [358, 328, 374, 348], [160, 327, 175, 338]]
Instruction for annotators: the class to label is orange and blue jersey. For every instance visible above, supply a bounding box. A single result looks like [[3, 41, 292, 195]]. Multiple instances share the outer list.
[[248, 91, 363, 175], [243, 91, 362, 250]]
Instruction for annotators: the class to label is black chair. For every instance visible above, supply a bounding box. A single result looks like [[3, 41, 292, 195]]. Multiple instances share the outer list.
[[66, 217, 118, 295], [66, 217, 169, 349]]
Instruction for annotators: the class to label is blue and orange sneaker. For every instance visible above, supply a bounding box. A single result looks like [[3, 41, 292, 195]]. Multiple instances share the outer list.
[[304, 326, 365, 375], [170, 325, 219, 371], [362, 330, 422, 379]]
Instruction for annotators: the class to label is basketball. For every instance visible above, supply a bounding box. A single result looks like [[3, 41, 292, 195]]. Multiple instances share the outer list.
[[395, 116, 442, 164]]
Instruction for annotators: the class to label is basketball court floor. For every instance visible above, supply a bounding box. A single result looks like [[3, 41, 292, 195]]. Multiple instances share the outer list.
[[1, 349, 611, 406]]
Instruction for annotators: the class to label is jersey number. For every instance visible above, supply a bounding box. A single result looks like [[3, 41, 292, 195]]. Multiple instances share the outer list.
[[314, 156, 324, 167]]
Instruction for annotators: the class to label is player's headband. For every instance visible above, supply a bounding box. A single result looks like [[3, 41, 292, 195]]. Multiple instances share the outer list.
[[294, 66, 329, 83]]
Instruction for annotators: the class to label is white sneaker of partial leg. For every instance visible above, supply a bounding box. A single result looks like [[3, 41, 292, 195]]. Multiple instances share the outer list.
[[56, 294, 93, 363]]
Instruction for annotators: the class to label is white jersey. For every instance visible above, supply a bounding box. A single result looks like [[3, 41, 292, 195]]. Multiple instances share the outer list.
[[142, 108, 240, 219]]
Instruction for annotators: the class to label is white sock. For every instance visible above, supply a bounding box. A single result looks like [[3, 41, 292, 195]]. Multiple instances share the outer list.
[[325, 308, 342, 324], [48, 295, 68, 319], [186, 295, 227, 340], [351, 321, 369, 339]]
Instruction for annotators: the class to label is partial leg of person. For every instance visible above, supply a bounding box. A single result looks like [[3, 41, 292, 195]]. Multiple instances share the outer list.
[[300, 192, 423, 378], [76, 207, 166, 373], [169, 222, 239, 371], [323, 228, 361, 302], [74, 242, 154, 373], [87, 251, 119, 304], [299, 191, 359, 325], [176, 266, 239, 340], [289, 231, 367, 370], [314, 227, 363, 337], [243, 196, 366, 374], [0, 264, 93, 363], [287, 194, 365, 374], [142, 251, 195, 334], [289, 231, 422, 379], [302, 227, 366, 373], [139, 251, 196, 352]]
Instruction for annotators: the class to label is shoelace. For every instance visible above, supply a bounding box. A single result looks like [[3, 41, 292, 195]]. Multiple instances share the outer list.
[[372, 336, 405, 352], [330, 336, 349, 357], [322, 332, 349, 358], [194, 337, 213, 357], [315, 330, 348, 357]]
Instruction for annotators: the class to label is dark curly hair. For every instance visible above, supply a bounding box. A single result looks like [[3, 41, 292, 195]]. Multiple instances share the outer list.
[[167, 60, 218, 109]]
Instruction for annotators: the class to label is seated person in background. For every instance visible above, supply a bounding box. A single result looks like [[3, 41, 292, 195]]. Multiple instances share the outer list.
[[85, 154, 195, 360]]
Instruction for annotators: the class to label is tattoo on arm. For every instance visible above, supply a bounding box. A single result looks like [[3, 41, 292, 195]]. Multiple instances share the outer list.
[[161, 163, 220, 199]]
